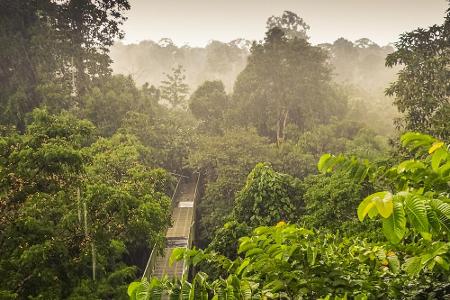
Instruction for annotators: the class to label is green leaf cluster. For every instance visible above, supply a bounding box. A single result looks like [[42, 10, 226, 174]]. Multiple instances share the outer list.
[[320, 132, 450, 276]]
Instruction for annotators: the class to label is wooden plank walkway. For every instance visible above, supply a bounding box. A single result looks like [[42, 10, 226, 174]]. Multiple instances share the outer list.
[[152, 179, 196, 279]]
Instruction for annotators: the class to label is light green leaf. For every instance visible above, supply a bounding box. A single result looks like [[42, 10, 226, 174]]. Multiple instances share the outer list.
[[235, 259, 250, 276], [431, 148, 447, 172], [358, 192, 391, 221], [434, 256, 449, 271], [128, 281, 142, 297], [404, 256, 422, 276], [238, 241, 257, 254], [368, 204, 379, 219], [375, 192, 393, 218], [245, 248, 264, 257], [317, 154, 333, 173], [382, 200, 406, 244]]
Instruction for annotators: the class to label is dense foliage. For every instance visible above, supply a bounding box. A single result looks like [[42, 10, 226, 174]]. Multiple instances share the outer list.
[[128, 6, 450, 297], [232, 26, 346, 144], [130, 224, 427, 299], [319, 132, 450, 274], [0, 0, 130, 130], [385, 7, 450, 140], [1, 1, 449, 298], [130, 132, 450, 299], [0, 110, 174, 299]]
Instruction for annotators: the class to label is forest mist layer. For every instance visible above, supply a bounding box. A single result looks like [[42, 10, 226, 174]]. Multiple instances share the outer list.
[[110, 37, 399, 134]]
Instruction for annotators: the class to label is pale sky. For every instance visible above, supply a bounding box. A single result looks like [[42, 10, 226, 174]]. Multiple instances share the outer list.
[[121, 0, 449, 46]]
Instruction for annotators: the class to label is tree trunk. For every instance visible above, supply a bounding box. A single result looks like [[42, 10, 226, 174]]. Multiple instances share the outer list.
[[276, 108, 289, 147]]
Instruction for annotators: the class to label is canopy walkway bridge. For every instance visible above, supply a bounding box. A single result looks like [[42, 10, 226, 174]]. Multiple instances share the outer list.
[[141, 173, 199, 280]]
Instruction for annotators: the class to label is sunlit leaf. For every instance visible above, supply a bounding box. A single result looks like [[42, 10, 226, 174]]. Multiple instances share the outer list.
[[429, 141, 444, 154], [375, 192, 393, 218], [431, 148, 447, 172], [382, 200, 406, 244]]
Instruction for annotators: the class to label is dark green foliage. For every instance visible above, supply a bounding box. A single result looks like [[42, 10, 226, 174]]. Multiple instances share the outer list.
[[0, 110, 173, 299], [81, 75, 157, 136], [385, 7, 450, 140], [119, 109, 196, 173], [205, 163, 305, 259], [84, 133, 173, 255], [320, 132, 450, 275], [301, 174, 367, 229], [0, 110, 94, 298], [189, 80, 230, 134], [188, 123, 383, 247], [137, 224, 436, 299], [0, 0, 130, 129], [207, 221, 252, 260], [233, 163, 304, 227]]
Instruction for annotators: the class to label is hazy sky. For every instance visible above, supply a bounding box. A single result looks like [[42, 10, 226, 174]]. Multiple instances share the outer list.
[[121, 0, 448, 46]]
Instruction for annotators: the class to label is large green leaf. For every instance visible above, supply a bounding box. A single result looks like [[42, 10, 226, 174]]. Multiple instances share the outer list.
[[375, 192, 394, 218], [404, 195, 429, 234], [403, 256, 422, 277], [401, 132, 436, 152], [430, 199, 450, 233], [439, 162, 450, 177], [382, 200, 406, 244], [317, 153, 333, 173], [431, 148, 447, 172], [357, 191, 392, 221], [128, 282, 142, 298]]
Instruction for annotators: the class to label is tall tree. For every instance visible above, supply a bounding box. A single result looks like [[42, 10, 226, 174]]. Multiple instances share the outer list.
[[232, 18, 346, 144], [81, 75, 157, 136], [160, 65, 189, 109], [386, 6, 450, 140], [189, 80, 229, 133], [0, 0, 130, 129], [61, 0, 130, 95], [266, 10, 310, 40]]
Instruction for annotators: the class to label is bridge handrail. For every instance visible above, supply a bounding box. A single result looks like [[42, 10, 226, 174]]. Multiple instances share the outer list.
[[182, 171, 201, 278], [141, 174, 183, 280]]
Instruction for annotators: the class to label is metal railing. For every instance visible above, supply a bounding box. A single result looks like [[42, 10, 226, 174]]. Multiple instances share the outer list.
[[141, 242, 158, 280], [141, 174, 183, 280], [181, 171, 201, 278], [141, 171, 201, 280]]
